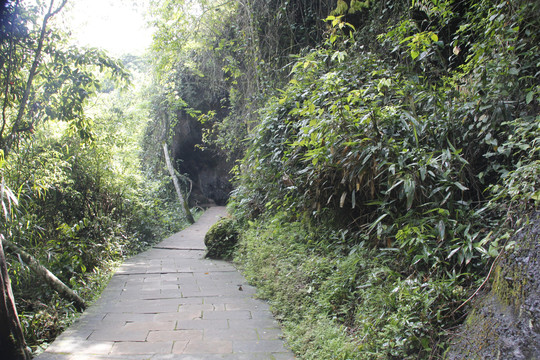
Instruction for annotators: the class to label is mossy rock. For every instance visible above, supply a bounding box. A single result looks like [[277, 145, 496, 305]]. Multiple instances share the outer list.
[[446, 213, 540, 360], [204, 217, 239, 259]]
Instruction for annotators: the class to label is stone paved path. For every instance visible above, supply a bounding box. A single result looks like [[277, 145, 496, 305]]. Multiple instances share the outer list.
[[35, 207, 295, 360]]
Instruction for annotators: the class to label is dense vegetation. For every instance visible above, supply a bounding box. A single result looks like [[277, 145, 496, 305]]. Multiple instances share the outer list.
[[0, 1, 195, 355], [148, 0, 539, 358], [0, 0, 538, 358]]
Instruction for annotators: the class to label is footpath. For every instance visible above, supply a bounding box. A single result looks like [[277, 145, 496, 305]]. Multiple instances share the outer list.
[[35, 207, 295, 360]]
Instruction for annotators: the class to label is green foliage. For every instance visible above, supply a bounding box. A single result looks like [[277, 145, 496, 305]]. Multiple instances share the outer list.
[[3, 81, 193, 351], [235, 0, 538, 268], [148, 0, 337, 159], [237, 45, 488, 274], [230, 0, 539, 357], [204, 217, 239, 259], [17, 294, 78, 353], [0, 1, 129, 154], [12, 262, 110, 354], [0, 0, 199, 354], [1, 70, 195, 349], [236, 215, 469, 359]]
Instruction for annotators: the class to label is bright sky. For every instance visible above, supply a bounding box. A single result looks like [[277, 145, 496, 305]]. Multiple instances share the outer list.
[[60, 0, 153, 56]]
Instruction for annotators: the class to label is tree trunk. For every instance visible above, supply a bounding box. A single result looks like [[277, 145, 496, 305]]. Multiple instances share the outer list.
[[2, 238, 87, 311], [5, 0, 68, 155], [162, 142, 195, 224], [0, 240, 31, 360]]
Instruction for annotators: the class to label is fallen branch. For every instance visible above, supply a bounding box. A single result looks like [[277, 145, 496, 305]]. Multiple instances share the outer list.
[[1, 237, 86, 311]]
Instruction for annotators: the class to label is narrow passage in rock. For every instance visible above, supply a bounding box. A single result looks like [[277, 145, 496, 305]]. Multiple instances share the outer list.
[[36, 207, 294, 360]]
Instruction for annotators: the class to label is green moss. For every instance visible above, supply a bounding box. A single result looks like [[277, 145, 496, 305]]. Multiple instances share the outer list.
[[446, 217, 540, 359], [204, 217, 239, 259], [491, 263, 528, 313]]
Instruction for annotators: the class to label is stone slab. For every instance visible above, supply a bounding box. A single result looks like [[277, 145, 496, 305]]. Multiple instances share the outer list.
[[110, 341, 173, 355], [233, 340, 289, 353], [147, 329, 203, 342], [179, 340, 233, 354]]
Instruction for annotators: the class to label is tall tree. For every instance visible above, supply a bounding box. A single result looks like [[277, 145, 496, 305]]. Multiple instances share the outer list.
[[0, 178, 30, 359], [0, 238, 31, 359], [1, 0, 67, 155]]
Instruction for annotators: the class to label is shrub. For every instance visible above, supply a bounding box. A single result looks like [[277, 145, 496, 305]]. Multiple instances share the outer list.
[[204, 217, 239, 259]]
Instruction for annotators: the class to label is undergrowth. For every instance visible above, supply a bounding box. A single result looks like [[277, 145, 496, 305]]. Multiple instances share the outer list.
[[235, 213, 472, 359], [14, 258, 120, 354], [10, 200, 200, 354]]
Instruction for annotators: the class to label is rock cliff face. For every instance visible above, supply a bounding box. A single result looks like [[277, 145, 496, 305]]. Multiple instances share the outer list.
[[447, 213, 540, 360], [171, 114, 232, 206]]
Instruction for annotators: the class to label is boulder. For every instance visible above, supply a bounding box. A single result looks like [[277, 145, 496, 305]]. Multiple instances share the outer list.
[[204, 217, 239, 259]]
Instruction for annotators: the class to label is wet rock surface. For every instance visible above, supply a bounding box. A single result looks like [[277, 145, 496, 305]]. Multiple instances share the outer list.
[[447, 213, 540, 359]]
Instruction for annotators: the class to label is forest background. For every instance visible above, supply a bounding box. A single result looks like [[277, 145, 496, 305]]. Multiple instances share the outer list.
[[0, 0, 538, 359]]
